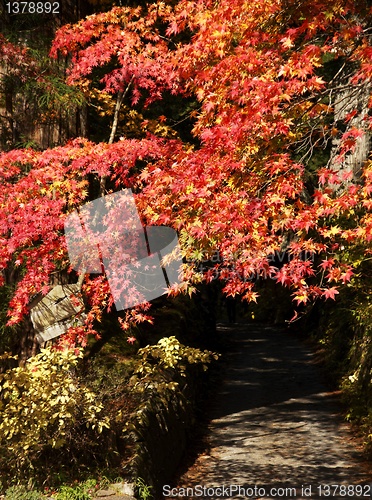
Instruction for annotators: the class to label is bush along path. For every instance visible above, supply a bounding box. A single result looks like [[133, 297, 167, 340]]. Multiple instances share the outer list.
[[168, 324, 371, 500]]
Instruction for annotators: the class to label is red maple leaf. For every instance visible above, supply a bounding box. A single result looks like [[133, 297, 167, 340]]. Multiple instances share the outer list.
[[323, 287, 339, 300]]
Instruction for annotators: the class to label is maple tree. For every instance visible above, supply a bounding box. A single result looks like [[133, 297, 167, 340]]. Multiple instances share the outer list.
[[1, 0, 372, 348], [0, 137, 181, 347]]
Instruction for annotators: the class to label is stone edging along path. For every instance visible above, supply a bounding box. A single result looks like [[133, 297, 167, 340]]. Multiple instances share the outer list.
[[167, 324, 371, 500]]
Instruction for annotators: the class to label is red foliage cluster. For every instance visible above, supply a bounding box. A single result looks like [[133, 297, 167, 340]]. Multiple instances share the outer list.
[[2, 0, 372, 344]]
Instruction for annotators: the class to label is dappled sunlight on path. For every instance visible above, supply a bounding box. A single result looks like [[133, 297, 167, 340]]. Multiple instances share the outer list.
[[167, 324, 371, 499]]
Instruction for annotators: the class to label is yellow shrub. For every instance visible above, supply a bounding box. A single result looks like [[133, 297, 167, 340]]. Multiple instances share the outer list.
[[0, 347, 109, 467]]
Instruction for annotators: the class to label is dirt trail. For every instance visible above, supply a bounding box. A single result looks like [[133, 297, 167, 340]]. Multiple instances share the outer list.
[[166, 324, 371, 499]]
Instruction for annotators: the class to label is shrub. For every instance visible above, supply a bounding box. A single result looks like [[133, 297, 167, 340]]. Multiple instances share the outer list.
[[131, 335, 219, 402], [0, 347, 109, 478], [4, 485, 43, 500]]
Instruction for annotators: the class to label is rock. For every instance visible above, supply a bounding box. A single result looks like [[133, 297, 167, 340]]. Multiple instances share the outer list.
[[95, 482, 135, 499], [96, 497, 135, 500], [109, 483, 135, 496], [96, 490, 115, 497]]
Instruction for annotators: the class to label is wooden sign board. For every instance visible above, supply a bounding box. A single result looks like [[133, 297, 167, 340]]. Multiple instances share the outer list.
[[30, 284, 86, 343]]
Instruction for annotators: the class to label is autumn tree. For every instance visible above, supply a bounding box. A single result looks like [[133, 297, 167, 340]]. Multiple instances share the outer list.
[[1, 0, 372, 350]]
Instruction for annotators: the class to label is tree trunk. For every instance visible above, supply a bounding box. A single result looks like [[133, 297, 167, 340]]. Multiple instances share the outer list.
[[5, 85, 15, 145], [330, 82, 371, 183], [100, 77, 134, 195], [17, 316, 39, 363], [78, 104, 89, 137]]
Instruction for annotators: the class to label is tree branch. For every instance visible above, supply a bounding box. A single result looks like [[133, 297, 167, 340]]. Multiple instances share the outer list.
[[100, 76, 134, 196]]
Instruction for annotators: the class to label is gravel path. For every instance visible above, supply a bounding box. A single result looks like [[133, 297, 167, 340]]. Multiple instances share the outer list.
[[166, 324, 371, 499]]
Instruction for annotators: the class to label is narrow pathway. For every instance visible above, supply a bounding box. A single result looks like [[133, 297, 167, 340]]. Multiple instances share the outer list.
[[167, 324, 371, 499]]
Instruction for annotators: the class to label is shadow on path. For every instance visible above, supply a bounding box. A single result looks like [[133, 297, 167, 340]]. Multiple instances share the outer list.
[[167, 323, 371, 499]]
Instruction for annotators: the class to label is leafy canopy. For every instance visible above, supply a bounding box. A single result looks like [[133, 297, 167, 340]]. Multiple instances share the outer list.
[[1, 0, 372, 343]]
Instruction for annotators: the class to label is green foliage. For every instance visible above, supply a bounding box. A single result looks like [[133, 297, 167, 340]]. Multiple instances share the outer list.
[[131, 336, 219, 397], [339, 297, 372, 453], [307, 273, 372, 454], [0, 347, 110, 476], [126, 336, 219, 443], [56, 479, 98, 500], [135, 477, 152, 500], [125, 336, 218, 493], [4, 485, 43, 500]]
